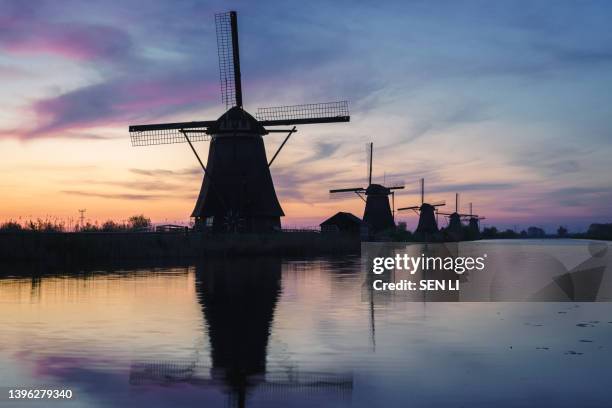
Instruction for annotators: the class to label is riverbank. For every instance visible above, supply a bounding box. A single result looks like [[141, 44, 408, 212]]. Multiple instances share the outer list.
[[0, 231, 360, 261]]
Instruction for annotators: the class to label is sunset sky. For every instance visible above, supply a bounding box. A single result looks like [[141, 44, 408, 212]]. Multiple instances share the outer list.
[[1, 0, 611, 232]]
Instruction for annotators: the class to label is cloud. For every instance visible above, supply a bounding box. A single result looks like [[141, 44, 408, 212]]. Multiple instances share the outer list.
[[61, 190, 167, 201], [0, 2, 133, 62], [11, 71, 218, 139], [0, 64, 30, 78], [129, 167, 201, 178], [295, 142, 342, 164], [273, 167, 348, 202], [0, 23, 133, 62], [428, 182, 517, 193], [510, 146, 587, 176], [543, 186, 612, 208], [81, 180, 186, 192]]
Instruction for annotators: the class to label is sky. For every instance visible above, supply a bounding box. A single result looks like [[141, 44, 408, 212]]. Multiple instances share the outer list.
[[1, 0, 611, 232]]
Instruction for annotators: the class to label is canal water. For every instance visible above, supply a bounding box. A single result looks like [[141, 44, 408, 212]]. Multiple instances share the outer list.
[[0, 240, 611, 407]]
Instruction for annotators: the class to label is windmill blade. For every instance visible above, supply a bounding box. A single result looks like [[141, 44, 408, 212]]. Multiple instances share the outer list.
[[455, 192, 460, 213], [397, 205, 420, 211], [431, 200, 446, 207], [129, 121, 215, 146], [366, 142, 373, 185], [329, 187, 365, 193], [329, 187, 365, 201], [387, 179, 405, 189], [420, 178, 425, 205], [256, 101, 350, 125], [216, 11, 242, 108]]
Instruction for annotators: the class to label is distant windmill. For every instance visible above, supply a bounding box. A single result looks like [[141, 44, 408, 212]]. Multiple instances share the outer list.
[[397, 178, 445, 235], [329, 143, 404, 234], [465, 202, 486, 238], [436, 193, 467, 237], [128, 11, 350, 233]]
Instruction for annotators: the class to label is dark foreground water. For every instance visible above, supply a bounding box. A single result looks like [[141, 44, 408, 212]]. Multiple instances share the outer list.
[[1, 240, 611, 407]]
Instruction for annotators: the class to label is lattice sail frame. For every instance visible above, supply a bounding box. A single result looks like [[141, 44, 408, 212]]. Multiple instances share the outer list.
[[366, 142, 373, 185], [215, 11, 238, 109], [256, 101, 349, 122], [130, 128, 210, 147]]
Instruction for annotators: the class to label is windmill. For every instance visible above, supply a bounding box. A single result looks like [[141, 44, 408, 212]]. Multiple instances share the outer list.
[[397, 178, 445, 235], [329, 143, 404, 234], [440, 193, 465, 237], [128, 11, 350, 233], [465, 202, 486, 239]]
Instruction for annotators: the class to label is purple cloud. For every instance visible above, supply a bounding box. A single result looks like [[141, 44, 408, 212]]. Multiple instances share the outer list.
[[14, 72, 218, 139], [0, 6, 133, 62], [0, 23, 132, 61]]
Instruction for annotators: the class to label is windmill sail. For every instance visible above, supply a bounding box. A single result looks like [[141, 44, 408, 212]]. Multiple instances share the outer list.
[[216, 11, 242, 108], [366, 142, 373, 185], [129, 121, 215, 146], [256, 101, 349, 125], [130, 101, 350, 146]]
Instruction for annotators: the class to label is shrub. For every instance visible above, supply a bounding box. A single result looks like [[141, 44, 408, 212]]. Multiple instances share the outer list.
[[128, 215, 152, 231], [0, 221, 23, 232]]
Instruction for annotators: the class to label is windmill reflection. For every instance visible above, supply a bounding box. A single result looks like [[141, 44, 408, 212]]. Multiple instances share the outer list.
[[130, 257, 352, 407], [198, 257, 281, 406]]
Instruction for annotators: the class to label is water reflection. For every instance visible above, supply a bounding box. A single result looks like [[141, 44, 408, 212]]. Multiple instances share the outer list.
[[199, 258, 280, 407], [129, 258, 352, 408], [2, 243, 612, 408]]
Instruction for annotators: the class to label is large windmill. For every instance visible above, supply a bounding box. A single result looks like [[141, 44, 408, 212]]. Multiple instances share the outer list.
[[329, 143, 404, 234], [128, 11, 350, 233], [397, 178, 445, 235]]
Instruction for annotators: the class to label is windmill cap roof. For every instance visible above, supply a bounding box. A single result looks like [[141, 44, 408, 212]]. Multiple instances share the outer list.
[[208, 106, 267, 135], [366, 184, 390, 195]]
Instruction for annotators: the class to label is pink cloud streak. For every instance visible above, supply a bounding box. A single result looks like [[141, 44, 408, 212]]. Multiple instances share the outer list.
[[0, 18, 132, 62]]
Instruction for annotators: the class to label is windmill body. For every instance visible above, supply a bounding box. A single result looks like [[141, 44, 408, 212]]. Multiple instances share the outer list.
[[397, 178, 445, 237], [128, 11, 349, 233], [447, 213, 463, 233], [363, 184, 395, 233], [465, 202, 485, 240], [190, 107, 283, 232], [415, 203, 439, 234], [467, 217, 480, 235], [439, 193, 464, 237]]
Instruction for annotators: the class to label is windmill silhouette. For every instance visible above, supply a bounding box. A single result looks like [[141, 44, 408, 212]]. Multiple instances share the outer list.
[[128, 11, 350, 233], [329, 143, 404, 234], [397, 178, 445, 235], [465, 202, 486, 239], [438, 192, 463, 234]]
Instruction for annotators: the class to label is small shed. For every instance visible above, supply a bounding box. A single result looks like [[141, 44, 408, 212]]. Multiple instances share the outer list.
[[320, 212, 365, 236]]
